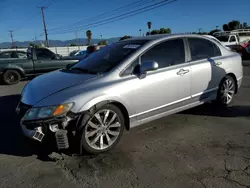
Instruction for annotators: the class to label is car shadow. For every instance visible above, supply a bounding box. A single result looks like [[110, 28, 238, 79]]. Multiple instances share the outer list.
[[0, 94, 55, 161], [181, 103, 250, 117]]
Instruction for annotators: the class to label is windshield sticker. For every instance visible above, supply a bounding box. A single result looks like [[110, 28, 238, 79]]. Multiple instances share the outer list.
[[123, 44, 141, 49]]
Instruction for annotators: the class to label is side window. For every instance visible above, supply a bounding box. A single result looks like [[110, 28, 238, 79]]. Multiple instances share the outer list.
[[10, 52, 18, 58], [141, 39, 185, 69], [188, 38, 221, 61], [16, 52, 27, 59], [229, 36, 236, 42], [0, 52, 11, 58], [36, 49, 53, 60]]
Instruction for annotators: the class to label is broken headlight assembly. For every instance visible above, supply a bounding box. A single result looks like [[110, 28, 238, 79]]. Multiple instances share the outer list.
[[22, 103, 74, 121]]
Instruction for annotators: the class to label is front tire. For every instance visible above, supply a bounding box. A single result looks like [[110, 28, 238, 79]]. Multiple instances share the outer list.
[[2, 70, 21, 85], [80, 104, 125, 154], [216, 75, 236, 106]]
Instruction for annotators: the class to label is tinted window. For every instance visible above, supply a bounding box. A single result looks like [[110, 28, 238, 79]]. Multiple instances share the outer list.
[[71, 40, 148, 74], [141, 39, 185, 69], [17, 52, 27, 59], [229, 36, 236, 42], [0, 52, 11, 58], [36, 49, 54, 60], [188, 38, 221, 61], [10, 51, 19, 58]]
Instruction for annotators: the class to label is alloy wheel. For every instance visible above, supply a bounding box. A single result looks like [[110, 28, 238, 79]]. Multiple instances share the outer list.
[[219, 78, 235, 105], [84, 109, 122, 151]]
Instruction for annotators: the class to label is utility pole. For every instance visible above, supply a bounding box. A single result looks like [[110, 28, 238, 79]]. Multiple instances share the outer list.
[[39, 6, 49, 47], [9, 30, 14, 47]]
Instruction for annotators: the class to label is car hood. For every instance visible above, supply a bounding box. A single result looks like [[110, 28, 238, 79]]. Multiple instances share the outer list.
[[21, 70, 99, 105]]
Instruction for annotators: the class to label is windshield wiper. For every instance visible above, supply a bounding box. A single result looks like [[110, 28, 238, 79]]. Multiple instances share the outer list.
[[70, 67, 99, 74]]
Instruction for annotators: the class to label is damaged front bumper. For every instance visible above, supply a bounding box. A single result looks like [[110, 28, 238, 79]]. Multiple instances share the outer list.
[[17, 102, 80, 150], [21, 123, 45, 142]]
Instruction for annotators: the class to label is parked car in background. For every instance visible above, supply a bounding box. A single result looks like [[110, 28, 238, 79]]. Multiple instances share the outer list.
[[213, 29, 250, 46], [74, 50, 87, 57], [0, 50, 27, 59], [0, 47, 79, 85], [64, 45, 104, 67], [69, 50, 80, 57], [17, 34, 243, 155]]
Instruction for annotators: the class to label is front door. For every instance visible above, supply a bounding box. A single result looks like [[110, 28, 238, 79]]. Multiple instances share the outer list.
[[119, 38, 191, 121]]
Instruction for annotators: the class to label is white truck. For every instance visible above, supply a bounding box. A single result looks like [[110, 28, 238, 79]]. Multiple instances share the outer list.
[[213, 29, 250, 47]]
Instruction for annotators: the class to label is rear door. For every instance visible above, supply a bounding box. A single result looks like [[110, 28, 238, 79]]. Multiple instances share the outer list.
[[187, 37, 226, 102]]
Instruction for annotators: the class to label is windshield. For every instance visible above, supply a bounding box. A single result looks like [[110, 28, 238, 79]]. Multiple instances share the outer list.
[[71, 40, 148, 74]]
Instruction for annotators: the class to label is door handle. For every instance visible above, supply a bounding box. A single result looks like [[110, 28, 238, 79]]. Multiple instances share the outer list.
[[177, 69, 189, 76], [214, 62, 222, 66]]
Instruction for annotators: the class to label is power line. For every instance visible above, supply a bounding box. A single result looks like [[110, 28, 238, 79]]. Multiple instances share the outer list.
[[48, 0, 176, 35], [49, 0, 153, 32]]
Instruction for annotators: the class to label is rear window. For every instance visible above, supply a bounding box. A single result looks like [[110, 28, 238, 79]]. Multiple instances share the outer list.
[[188, 38, 221, 61]]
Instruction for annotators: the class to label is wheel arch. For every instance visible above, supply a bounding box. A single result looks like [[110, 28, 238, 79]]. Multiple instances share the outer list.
[[78, 98, 131, 131], [4, 67, 25, 78]]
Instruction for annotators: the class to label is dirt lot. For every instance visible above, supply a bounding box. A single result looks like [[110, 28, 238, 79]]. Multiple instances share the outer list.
[[0, 63, 250, 188]]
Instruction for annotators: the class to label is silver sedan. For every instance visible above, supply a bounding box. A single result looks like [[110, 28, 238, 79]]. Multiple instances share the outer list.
[[17, 34, 243, 154]]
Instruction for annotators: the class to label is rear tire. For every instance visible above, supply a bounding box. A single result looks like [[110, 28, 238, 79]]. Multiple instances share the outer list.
[[216, 75, 236, 106], [79, 104, 125, 154], [2, 70, 21, 85]]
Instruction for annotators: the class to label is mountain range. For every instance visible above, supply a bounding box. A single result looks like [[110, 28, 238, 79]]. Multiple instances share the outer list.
[[0, 37, 121, 48]]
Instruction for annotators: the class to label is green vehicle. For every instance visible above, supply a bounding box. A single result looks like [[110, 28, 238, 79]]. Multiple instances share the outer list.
[[0, 48, 79, 85]]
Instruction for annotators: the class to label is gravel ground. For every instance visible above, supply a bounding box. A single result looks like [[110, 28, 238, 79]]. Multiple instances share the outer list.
[[0, 63, 250, 188]]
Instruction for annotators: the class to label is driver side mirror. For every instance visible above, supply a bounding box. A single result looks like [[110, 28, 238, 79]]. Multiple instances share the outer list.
[[138, 61, 158, 79], [140, 61, 159, 74]]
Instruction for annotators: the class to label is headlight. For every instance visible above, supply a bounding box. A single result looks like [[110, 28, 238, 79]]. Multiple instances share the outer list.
[[23, 103, 74, 121]]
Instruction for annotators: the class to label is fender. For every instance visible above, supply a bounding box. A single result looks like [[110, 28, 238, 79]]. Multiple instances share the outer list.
[[4, 64, 26, 77], [78, 95, 135, 116]]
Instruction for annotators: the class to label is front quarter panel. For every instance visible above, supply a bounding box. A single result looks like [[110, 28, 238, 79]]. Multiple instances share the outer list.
[[34, 71, 135, 116]]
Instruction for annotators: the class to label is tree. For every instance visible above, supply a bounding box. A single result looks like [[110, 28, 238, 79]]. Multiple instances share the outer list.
[[223, 24, 230, 31], [98, 40, 108, 45], [243, 22, 248, 29], [228, 20, 240, 30], [151, 30, 159, 35], [150, 28, 171, 35], [119, 35, 132, 41], [86, 30, 92, 44], [69, 43, 77, 46], [29, 42, 38, 48], [147, 21, 152, 34]]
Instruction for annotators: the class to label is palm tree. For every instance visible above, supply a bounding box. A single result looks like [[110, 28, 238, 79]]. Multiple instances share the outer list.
[[147, 22, 152, 34], [86, 30, 92, 45], [139, 29, 142, 36]]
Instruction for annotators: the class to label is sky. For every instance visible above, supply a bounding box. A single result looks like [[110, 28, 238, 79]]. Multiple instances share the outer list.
[[0, 0, 250, 43]]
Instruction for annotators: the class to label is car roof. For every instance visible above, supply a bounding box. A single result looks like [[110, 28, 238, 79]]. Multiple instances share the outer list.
[[124, 33, 212, 42], [0, 50, 26, 53]]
